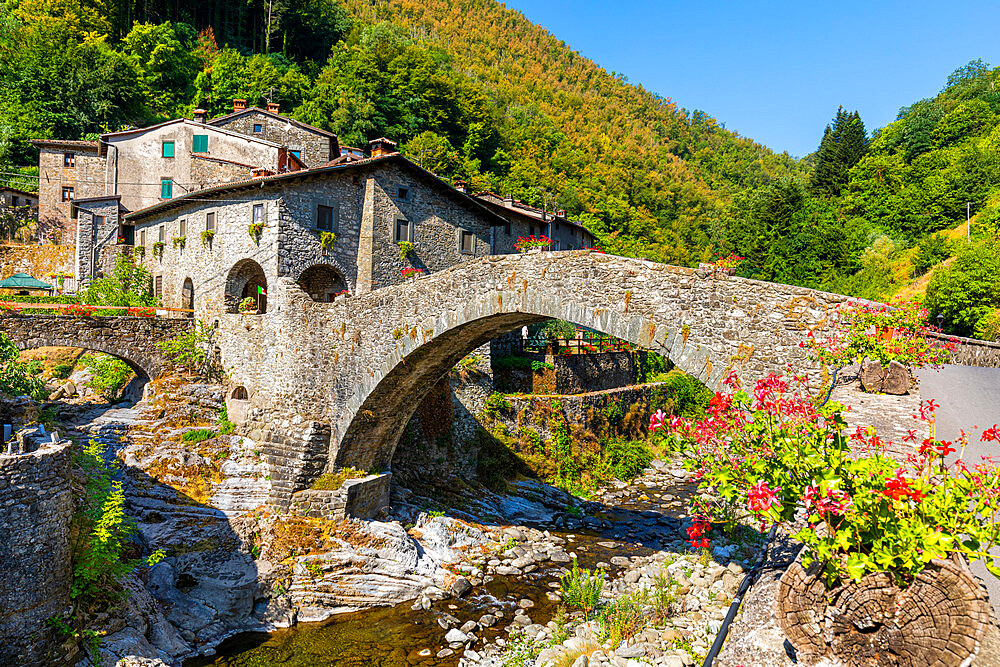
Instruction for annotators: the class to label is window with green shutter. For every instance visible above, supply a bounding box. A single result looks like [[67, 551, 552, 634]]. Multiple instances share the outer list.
[[192, 134, 208, 153], [160, 179, 173, 199], [162, 141, 175, 158]]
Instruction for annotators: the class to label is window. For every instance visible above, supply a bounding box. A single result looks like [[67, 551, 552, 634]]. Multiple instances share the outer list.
[[140, 229, 146, 247], [154, 275, 162, 298], [121, 224, 135, 245], [192, 134, 209, 153], [504, 222, 511, 236], [64, 153, 75, 167], [160, 178, 173, 199], [179, 219, 186, 237], [316, 205, 334, 232], [158, 225, 165, 243], [94, 215, 105, 230], [61, 187, 73, 202], [205, 212, 215, 232], [11, 197, 18, 207], [252, 203, 264, 226], [290, 150, 301, 160], [162, 141, 175, 158], [459, 230, 475, 254], [394, 216, 412, 242], [232, 386, 249, 400], [397, 186, 410, 201], [253, 124, 262, 133]]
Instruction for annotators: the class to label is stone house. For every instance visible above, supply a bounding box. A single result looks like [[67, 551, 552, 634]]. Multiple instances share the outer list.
[[31, 139, 105, 243], [32, 119, 305, 247], [207, 100, 340, 167], [71, 195, 128, 285], [0, 186, 38, 212], [120, 140, 509, 319], [464, 188, 596, 252]]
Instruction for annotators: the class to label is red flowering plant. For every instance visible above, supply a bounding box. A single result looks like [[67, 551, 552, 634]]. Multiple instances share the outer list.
[[656, 371, 1000, 587], [711, 252, 744, 270], [64, 304, 96, 317], [801, 298, 954, 369], [127, 307, 156, 318], [515, 235, 554, 252], [400, 267, 426, 279]]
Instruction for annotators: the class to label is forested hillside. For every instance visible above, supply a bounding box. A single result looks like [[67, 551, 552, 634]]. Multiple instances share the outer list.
[[1, 0, 998, 337], [0, 0, 802, 265]]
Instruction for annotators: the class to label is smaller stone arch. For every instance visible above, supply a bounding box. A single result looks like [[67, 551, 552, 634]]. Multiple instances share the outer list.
[[297, 264, 348, 302], [225, 259, 268, 314], [181, 278, 194, 317]]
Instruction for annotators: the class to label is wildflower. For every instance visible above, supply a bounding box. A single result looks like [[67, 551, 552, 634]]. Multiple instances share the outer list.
[[648, 409, 667, 432], [982, 425, 1000, 443], [935, 441, 956, 458], [803, 483, 852, 518], [881, 469, 924, 502]]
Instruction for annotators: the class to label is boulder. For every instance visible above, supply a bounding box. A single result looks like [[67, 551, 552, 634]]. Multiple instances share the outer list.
[[450, 576, 472, 598], [444, 628, 469, 644], [883, 360, 911, 395]]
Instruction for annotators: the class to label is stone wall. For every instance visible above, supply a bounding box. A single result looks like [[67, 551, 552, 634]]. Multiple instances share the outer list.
[[73, 197, 122, 286], [0, 244, 73, 286], [928, 331, 1000, 368], [0, 441, 73, 666], [289, 473, 391, 520], [210, 110, 336, 167], [37, 147, 106, 244], [189, 155, 255, 186], [494, 351, 638, 394], [0, 315, 190, 378]]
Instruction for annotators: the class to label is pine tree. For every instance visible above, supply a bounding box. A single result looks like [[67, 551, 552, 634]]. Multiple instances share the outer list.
[[811, 107, 869, 196]]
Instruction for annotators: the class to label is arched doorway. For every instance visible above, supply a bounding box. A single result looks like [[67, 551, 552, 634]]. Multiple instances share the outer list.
[[297, 265, 348, 302], [181, 278, 194, 317], [225, 259, 268, 313]]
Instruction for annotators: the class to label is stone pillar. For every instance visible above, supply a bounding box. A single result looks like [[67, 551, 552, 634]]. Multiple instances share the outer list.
[[354, 177, 376, 295], [0, 442, 73, 666]]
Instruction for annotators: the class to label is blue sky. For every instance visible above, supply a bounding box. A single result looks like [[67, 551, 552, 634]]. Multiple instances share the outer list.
[[502, 1, 1000, 158]]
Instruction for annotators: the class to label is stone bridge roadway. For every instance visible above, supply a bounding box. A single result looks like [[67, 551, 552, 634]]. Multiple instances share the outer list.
[[213, 250, 853, 506], [0, 314, 191, 379]]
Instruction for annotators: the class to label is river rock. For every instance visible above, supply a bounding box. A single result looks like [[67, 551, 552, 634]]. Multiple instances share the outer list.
[[460, 620, 478, 634], [550, 550, 572, 563], [479, 614, 497, 628], [437, 614, 459, 629], [617, 643, 646, 658], [510, 556, 534, 569], [450, 577, 472, 598], [445, 628, 469, 644]]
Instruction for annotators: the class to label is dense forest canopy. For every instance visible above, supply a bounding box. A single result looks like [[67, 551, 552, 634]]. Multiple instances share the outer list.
[[0, 0, 998, 337]]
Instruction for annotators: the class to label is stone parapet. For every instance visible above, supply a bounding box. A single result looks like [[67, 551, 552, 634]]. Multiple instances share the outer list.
[[928, 331, 1000, 368], [0, 440, 73, 666]]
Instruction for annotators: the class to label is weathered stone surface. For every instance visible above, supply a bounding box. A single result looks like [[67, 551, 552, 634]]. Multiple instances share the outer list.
[[0, 441, 73, 666]]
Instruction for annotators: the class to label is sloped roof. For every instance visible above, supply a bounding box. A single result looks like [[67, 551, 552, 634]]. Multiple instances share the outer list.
[[0, 273, 52, 290], [30, 139, 100, 150], [472, 192, 594, 238], [208, 107, 338, 140], [126, 153, 509, 228]]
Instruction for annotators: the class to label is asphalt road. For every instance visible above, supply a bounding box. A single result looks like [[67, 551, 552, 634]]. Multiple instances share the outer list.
[[915, 364, 1000, 616]]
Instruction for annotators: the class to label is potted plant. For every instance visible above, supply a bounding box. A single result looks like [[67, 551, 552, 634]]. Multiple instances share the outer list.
[[515, 235, 553, 253], [249, 222, 264, 243], [172, 236, 186, 250], [400, 267, 425, 279], [320, 231, 337, 252], [398, 240, 414, 260], [802, 299, 955, 394], [134, 245, 145, 259], [152, 241, 166, 259], [238, 296, 257, 314], [201, 229, 215, 247], [656, 374, 999, 665]]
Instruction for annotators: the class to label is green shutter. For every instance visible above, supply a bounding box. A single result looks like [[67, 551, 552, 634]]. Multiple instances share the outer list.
[[192, 134, 208, 153], [160, 179, 173, 199], [162, 141, 174, 158]]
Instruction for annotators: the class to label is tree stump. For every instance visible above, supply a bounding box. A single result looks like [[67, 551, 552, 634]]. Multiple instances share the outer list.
[[778, 557, 992, 666]]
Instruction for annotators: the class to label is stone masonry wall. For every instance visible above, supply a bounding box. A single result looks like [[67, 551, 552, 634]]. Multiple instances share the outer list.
[[211, 111, 335, 167], [73, 198, 122, 285], [0, 441, 73, 667], [189, 155, 255, 186], [0, 244, 73, 285], [37, 148, 106, 244], [494, 351, 638, 395], [928, 331, 1000, 368], [288, 473, 391, 520]]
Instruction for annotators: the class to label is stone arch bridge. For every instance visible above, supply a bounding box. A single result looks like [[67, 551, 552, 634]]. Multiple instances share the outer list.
[[213, 250, 851, 506], [0, 315, 191, 379]]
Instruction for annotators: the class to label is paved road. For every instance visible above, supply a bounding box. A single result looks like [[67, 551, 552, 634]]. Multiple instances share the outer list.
[[916, 364, 1000, 616]]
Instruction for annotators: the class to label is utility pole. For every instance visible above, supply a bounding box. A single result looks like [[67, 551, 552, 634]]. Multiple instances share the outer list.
[[967, 202, 971, 239]]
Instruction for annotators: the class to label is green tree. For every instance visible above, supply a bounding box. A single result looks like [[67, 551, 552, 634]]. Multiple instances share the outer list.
[[811, 107, 868, 196], [0, 333, 46, 400], [925, 239, 1000, 336], [121, 22, 200, 117]]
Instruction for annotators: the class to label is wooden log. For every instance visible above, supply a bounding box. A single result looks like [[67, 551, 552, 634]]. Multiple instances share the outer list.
[[778, 557, 991, 666]]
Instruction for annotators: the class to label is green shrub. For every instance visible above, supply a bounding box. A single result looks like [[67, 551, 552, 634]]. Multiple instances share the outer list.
[[926, 239, 1000, 336], [217, 405, 235, 435], [311, 466, 367, 490], [80, 354, 133, 402], [82, 253, 157, 312], [24, 359, 43, 376], [601, 439, 653, 481], [52, 362, 74, 379], [180, 428, 216, 444], [913, 233, 955, 276], [155, 320, 212, 372], [0, 334, 46, 400], [72, 440, 165, 601], [599, 591, 647, 647], [482, 392, 511, 421], [398, 240, 414, 259], [559, 558, 604, 620]]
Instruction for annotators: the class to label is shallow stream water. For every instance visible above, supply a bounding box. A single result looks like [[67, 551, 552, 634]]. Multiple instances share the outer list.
[[187, 473, 700, 667]]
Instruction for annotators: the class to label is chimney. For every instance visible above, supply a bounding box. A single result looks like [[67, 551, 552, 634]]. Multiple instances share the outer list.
[[251, 168, 274, 178], [502, 195, 514, 207], [233, 99, 247, 112], [267, 102, 280, 114], [454, 180, 468, 193], [368, 137, 398, 158], [193, 108, 208, 123], [556, 209, 566, 218]]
